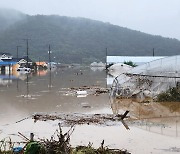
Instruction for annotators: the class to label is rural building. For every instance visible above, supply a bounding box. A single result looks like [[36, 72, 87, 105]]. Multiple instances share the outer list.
[[0, 53, 34, 74], [0, 52, 17, 74], [0, 61, 17, 74], [36, 62, 47, 68], [16, 56, 33, 67], [0, 52, 13, 60]]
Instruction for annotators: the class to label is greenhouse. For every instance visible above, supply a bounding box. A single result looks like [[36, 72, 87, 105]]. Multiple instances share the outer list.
[[111, 55, 180, 100]]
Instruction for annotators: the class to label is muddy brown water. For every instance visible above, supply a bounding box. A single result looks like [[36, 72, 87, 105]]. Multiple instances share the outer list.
[[0, 66, 180, 154]]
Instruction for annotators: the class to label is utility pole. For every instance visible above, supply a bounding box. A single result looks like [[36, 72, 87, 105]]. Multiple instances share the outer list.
[[105, 48, 108, 69], [153, 48, 155, 57], [48, 45, 52, 90], [48, 45, 51, 71], [23, 39, 30, 67], [16, 45, 21, 59], [39, 57, 40, 68], [38, 57, 40, 76]]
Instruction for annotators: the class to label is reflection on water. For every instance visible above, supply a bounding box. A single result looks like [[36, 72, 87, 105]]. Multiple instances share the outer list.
[[0, 67, 109, 121], [0, 67, 180, 154]]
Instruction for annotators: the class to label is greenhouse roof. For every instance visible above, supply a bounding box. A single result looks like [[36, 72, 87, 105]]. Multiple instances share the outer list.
[[129, 55, 180, 75], [107, 56, 164, 65]]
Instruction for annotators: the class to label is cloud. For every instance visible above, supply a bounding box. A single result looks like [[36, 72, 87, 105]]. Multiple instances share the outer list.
[[0, 0, 180, 39]]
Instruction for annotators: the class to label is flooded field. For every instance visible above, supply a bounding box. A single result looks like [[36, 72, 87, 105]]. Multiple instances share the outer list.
[[0, 66, 180, 154]]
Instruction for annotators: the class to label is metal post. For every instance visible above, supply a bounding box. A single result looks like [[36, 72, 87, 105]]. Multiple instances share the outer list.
[[16, 45, 21, 59], [48, 45, 51, 71], [105, 48, 108, 69], [23, 39, 30, 68], [27, 40, 29, 67]]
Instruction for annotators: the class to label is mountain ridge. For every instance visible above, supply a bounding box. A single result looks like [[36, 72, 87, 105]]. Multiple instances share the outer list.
[[0, 9, 180, 63]]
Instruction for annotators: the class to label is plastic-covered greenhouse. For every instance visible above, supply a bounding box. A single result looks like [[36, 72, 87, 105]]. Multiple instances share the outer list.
[[111, 55, 180, 100]]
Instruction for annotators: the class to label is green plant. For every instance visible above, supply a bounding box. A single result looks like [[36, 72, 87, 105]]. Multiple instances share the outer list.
[[123, 61, 137, 67]]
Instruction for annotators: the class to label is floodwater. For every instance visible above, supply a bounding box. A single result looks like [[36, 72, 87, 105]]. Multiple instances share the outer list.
[[0, 66, 180, 154]]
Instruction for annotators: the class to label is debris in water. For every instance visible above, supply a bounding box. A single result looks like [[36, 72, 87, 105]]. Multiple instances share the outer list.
[[81, 102, 91, 108], [76, 90, 87, 95], [32, 112, 130, 129], [64, 85, 109, 97]]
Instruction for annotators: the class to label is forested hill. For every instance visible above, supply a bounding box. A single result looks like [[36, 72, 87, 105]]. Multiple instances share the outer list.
[[0, 9, 180, 63]]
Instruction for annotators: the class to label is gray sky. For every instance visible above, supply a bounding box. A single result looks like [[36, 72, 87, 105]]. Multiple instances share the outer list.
[[1, 0, 180, 40]]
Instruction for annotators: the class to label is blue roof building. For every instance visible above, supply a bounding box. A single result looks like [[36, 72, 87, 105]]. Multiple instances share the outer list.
[[0, 61, 17, 66]]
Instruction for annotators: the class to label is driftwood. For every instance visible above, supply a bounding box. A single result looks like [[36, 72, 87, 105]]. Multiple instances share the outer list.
[[32, 111, 130, 129]]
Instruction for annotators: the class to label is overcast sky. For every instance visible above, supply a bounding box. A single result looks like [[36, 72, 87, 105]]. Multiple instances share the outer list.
[[1, 0, 180, 40]]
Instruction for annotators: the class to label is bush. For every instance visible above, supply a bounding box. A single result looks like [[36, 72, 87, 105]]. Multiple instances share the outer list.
[[156, 87, 180, 102]]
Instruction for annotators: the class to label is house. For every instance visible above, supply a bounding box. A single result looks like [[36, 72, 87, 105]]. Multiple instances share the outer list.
[[0, 52, 16, 73], [106, 56, 165, 66], [0, 61, 17, 74], [0, 52, 13, 61], [10, 57, 34, 71], [0, 52, 35, 74], [17, 56, 33, 67], [35, 62, 47, 68]]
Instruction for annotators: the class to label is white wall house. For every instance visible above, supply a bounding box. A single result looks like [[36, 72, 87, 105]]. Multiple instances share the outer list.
[[18, 58, 33, 66], [0, 53, 14, 74], [0, 53, 13, 60]]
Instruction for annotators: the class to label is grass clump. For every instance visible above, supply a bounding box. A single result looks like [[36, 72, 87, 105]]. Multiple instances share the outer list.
[[73, 141, 130, 154]]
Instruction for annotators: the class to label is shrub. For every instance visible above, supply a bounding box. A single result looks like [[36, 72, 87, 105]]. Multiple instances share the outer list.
[[156, 87, 180, 102]]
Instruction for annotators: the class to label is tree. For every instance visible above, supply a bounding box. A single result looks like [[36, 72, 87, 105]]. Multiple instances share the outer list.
[[124, 61, 137, 67]]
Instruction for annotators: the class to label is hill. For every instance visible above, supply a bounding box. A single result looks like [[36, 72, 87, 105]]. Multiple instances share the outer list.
[[0, 8, 25, 32], [0, 9, 180, 63]]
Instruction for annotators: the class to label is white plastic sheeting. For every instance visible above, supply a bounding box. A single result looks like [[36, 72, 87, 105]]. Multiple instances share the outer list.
[[107, 56, 164, 65], [111, 55, 180, 99], [128, 55, 180, 76], [108, 63, 132, 77]]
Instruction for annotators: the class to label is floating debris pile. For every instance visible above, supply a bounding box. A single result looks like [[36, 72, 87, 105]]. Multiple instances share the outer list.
[[32, 112, 130, 127], [63, 85, 109, 97]]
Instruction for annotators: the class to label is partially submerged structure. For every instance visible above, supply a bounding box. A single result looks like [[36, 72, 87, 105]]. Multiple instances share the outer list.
[[0, 52, 34, 74], [111, 55, 180, 101], [90, 61, 105, 67]]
